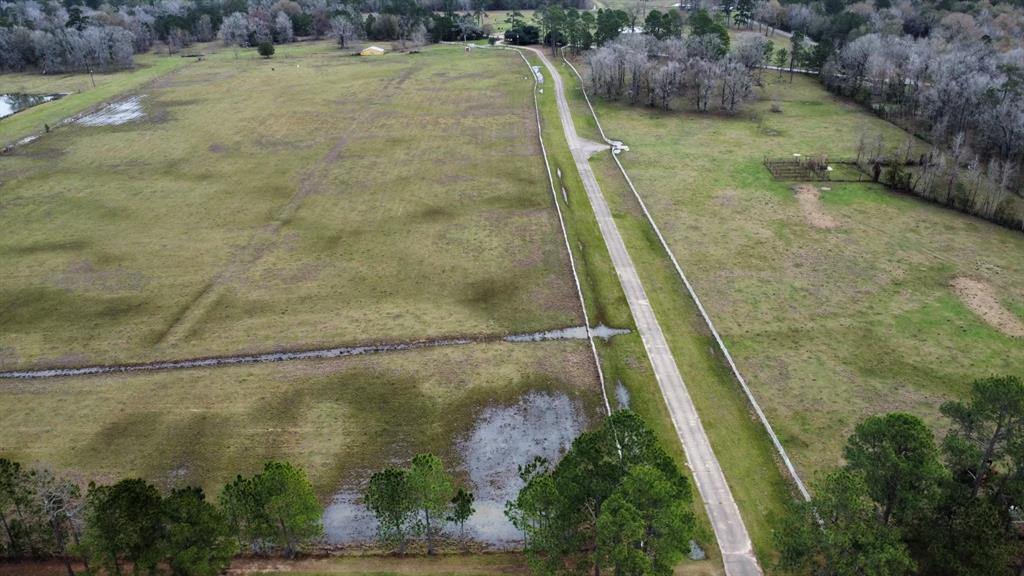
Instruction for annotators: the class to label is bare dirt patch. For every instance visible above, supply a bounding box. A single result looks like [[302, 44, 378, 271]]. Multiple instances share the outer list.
[[951, 277, 1024, 337], [714, 189, 740, 208], [793, 184, 839, 229]]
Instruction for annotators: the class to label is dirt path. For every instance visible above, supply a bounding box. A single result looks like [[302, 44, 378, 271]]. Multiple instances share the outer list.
[[952, 277, 1024, 337], [524, 47, 762, 576], [794, 184, 839, 229]]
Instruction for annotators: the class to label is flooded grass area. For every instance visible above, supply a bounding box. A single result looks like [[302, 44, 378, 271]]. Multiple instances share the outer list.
[[0, 44, 610, 557], [324, 391, 585, 548], [0, 51, 191, 146], [1, 324, 631, 380], [0, 43, 580, 370], [0, 341, 602, 508], [505, 323, 629, 342], [76, 96, 145, 126]]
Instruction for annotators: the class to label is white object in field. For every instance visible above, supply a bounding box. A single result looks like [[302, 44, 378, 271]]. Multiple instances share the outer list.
[[531, 65, 544, 83], [360, 46, 385, 56]]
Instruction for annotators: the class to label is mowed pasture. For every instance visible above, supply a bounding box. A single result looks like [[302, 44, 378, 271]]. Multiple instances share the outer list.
[[589, 71, 1024, 481], [0, 43, 612, 548], [0, 43, 578, 370], [0, 340, 602, 501]]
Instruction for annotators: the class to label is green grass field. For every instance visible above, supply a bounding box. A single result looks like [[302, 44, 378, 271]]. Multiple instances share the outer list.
[[1, 43, 579, 370], [0, 46, 621, 554], [0, 340, 601, 498], [584, 69, 1024, 485], [0, 43, 728, 572], [10, 34, 1006, 573]]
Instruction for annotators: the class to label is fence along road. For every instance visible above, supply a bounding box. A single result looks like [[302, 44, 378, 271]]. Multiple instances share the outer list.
[[560, 56, 811, 503], [522, 46, 763, 576]]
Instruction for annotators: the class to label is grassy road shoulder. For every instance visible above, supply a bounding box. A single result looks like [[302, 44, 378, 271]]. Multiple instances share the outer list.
[[520, 49, 726, 575], [553, 55, 792, 564]]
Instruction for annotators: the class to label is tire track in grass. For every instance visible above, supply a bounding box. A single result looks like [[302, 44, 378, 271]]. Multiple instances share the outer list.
[[157, 60, 417, 347]]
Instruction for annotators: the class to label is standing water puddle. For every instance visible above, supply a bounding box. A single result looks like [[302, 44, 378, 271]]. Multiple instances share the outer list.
[[0, 326, 630, 380], [504, 324, 630, 342], [322, 392, 584, 548], [78, 96, 145, 126], [0, 93, 64, 119]]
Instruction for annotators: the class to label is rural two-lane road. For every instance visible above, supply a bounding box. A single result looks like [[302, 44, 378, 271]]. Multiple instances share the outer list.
[[524, 47, 762, 576]]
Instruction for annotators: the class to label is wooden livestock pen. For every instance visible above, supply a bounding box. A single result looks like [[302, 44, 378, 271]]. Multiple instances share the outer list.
[[764, 155, 876, 182], [764, 155, 832, 181]]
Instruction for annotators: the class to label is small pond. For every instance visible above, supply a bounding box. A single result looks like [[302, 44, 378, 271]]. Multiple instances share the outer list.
[[0, 93, 64, 119]]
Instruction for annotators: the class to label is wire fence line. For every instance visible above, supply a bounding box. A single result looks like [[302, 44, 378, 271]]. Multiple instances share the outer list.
[[506, 45, 613, 417], [562, 55, 812, 502]]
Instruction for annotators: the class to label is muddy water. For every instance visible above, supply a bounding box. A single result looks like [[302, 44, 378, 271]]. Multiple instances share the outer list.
[[0, 338, 475, 379], [1, 326, 630, 380], [0, 93, 63, 119], [460, 391, 583, 545], [504, 324, 630, 343], [322, 392, 585, 548], [322, 490, 379, 545]]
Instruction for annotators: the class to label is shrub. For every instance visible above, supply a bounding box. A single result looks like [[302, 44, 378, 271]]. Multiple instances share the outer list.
[[257, 41, 275, 58]]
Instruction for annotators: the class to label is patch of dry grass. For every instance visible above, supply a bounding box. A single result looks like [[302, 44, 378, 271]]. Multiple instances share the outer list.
[[0, 44, 579, 369]]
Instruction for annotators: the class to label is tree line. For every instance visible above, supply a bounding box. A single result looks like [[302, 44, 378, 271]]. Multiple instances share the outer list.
[[0, 460, 322, 575], [711, 1, 1024, 229], [363, 452, 475, 554], [0, 0, 600, 73], [823, 31, 1023, 229], [585, 24, 766, 114], [4, 385, 1020, 575], [0, 411, 694, 575], [776, 374, 1024, 576], [752, 0, 1023, 49]]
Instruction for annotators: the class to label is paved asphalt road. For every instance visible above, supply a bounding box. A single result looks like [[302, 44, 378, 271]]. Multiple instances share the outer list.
[[524, 46, 763, 576]]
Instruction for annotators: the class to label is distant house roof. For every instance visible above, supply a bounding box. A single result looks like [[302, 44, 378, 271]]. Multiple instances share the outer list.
[[360, 46, 385, 56]]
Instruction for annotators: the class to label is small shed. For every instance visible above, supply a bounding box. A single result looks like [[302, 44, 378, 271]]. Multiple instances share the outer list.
[[360, 46, 385, 56]]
